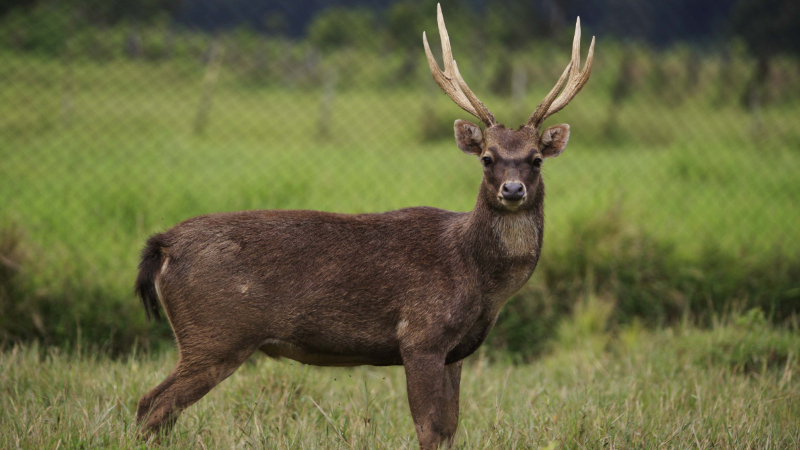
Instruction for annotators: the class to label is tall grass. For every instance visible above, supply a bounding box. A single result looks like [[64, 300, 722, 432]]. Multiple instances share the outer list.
[[1, 316, 798, 449]]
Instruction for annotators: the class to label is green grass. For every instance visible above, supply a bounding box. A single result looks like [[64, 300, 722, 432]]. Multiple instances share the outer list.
[[1, 319, 798, 449]]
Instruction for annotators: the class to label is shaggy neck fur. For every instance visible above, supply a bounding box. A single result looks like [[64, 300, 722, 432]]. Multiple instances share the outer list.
[[458, 179, 545, 263], [491, 213, 539, 257]]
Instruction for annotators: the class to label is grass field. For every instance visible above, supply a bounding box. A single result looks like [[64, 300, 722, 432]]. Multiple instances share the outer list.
[[1, 314, 798, 449], [1, 26, 800, 450]]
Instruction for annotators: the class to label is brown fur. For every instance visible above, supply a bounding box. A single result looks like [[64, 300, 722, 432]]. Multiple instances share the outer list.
[[134, 120, 571, 448], [137, 124, 569, 450], [133, 7, 590, 445]]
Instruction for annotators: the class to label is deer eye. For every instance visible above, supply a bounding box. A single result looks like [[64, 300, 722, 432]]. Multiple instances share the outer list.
[[482, 156, 493, 167], [533, 157, 543, 168]]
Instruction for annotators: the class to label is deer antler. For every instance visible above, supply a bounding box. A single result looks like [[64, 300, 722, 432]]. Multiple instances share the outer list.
[[527, 18, 595, 129], [423, 4, 496, 127]]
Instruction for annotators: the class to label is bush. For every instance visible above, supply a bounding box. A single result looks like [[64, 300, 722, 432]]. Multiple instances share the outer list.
[[0, 3, 69, 56], [680, 308, 799, 374], [306, 8, 377, 53], [541, 208, 800, 325], [488, 208, 800, 359], [0, 225, 172, 354]]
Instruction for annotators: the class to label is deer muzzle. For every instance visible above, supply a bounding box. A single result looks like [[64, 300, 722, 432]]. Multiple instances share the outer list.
[[500, 182, 525, 202]]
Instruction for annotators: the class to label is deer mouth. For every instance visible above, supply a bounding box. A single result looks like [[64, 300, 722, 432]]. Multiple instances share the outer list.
[[499, 196, 526, 210]]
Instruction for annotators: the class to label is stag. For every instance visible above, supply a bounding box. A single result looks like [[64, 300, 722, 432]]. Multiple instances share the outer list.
[[134, 5, 594, 449]]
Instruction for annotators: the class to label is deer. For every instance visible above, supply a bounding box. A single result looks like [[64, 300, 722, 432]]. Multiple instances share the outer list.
[[133, 5, 594, 449]]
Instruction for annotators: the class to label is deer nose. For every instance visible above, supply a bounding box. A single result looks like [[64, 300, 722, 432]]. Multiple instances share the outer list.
[[501, 182, 525, 201]]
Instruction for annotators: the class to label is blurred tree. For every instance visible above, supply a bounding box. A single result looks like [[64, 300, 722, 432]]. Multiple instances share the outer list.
[[306, 7, 376, 53], [385, 0, 428, 84], [488, 50, 512, 96], [0, 0, 37, 17], [0, 0, 181, 56], [605, 46, 636, 140], [714, 47, 734, 106], [85, 0, 182, 25], [730, 0, 800, 109], [263, 11, 287, 36], [483, 0, 574, 98], [386, 0, 428, 51], [0, 1, 71, 55], [484, 1, 541, 47], [483, 0, 577, 46], [730, 0, 800, 56], [385, 0, 476, 85]]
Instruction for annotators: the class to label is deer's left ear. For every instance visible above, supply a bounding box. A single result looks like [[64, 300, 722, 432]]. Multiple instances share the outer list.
[[540, 124, 570, 158]]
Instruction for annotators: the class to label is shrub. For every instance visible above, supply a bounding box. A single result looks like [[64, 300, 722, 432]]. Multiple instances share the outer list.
[[680, 308, 800, 374], [488, 208, 800, 359]]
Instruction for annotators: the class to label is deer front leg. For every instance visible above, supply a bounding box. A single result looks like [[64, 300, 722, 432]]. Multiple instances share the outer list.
[[403, 351, 447, 450], [442, 360, 462, 448]]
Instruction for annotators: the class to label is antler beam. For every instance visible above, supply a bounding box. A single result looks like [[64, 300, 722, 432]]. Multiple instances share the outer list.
[[423, 4, 496, 127], [527, 18, 595, 129]]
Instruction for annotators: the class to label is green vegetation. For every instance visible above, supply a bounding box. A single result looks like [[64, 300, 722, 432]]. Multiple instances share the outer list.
[[1, 1, 799, 354], [1, 314, 798, 449], [1, 5, 799, 446], [1, 40, 799, 354]]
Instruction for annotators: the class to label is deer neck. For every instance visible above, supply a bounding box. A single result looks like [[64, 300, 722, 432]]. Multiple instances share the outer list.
[[460, 181, 545, 262], [447, 181, 545, 319]]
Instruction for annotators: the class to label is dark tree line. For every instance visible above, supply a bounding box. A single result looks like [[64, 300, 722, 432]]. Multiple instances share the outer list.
[[0, 0, 181, 24], [730, 0, 800, 110], [3, 0, 799, 49]]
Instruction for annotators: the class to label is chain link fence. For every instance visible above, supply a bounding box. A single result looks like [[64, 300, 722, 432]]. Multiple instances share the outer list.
[[1, 0, 799, 353]]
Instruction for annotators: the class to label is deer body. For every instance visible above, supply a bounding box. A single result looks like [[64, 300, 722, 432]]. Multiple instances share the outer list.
[[135, 5, 593, 449], [143, 189, 542, 368]]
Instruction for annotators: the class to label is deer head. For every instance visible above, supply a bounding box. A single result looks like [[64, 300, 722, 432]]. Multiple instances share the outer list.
[[424, 4, 594, 212]]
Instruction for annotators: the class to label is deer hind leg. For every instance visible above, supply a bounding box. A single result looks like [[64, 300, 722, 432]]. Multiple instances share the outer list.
[[136, 370, 178, 426], [136, 344, 254, 437]]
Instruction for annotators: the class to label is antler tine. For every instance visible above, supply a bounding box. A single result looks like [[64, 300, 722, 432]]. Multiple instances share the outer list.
[[569, 17, 582, 79], [546, 35, 595, 119], [527, 18, 595, 129], [436, 3, 455, 77], [453, 61, 496, 126], [423, 4, 496, 127], [527, 61, 572, 128], [423, 31, 474, 117]]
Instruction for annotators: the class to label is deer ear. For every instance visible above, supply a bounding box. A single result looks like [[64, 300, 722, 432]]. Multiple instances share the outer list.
[[454, 119, 484, 156], [540, 124, 570, 158]]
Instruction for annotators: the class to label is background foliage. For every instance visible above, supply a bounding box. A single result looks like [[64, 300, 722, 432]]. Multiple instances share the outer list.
[[1, 0, 799, 356]]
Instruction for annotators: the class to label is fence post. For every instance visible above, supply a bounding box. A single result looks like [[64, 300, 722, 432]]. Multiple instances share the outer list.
[[714, 47, 733, 107], [61, 39, 74, 128], [317, 66, 338, 139], [511, 61, 528, 120], [193, 40, 225, 135]]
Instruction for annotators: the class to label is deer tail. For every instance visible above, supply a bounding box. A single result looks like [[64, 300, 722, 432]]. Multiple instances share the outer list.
[[134, 233, 169, 323]]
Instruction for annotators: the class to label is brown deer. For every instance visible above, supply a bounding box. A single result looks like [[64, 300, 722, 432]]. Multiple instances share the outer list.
[[134, 5, 594, 449]]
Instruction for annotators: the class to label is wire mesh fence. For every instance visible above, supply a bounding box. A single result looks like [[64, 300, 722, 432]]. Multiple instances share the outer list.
[[1, 0, 799, 353]]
